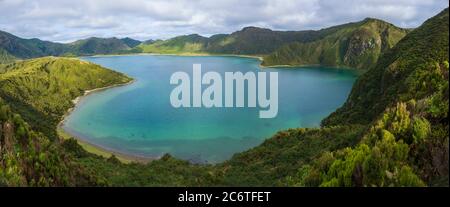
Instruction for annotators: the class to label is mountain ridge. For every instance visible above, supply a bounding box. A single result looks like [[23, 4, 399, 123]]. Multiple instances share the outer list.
[[261, 17, 409, 69], [2, 17, 409, 69]]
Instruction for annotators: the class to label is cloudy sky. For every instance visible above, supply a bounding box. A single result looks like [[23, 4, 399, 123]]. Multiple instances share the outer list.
[[0, 0, 448, 42]]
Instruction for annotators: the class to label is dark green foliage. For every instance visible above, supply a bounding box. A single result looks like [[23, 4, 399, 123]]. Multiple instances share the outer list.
[[62, 138, 90, 158], [0, 98, 104, 186], [216, 126, 365, 186], [77, 154, 219, 186]]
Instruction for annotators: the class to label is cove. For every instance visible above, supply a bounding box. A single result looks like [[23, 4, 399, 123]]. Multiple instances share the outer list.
[[61, 55, 359, 163]]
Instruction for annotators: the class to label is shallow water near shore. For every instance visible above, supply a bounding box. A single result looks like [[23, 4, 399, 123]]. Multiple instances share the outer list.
[[62, 55, 359, 163]]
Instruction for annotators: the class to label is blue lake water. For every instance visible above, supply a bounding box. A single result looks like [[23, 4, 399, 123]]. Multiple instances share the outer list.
[[62, 55, 359, 163]]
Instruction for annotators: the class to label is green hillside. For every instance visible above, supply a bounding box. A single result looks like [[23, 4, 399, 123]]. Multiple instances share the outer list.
[[0, 57, 132, 139], [262, 18, 409, 69], [323, 8, 449, 126]]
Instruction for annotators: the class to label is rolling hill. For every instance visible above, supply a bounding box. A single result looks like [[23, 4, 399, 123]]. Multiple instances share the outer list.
[[67, 37, 134, 56], [0, 31, 142, 60], [0, 30, 68, 60]]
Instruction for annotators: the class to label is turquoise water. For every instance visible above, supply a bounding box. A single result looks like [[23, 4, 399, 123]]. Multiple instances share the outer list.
[[62, 55, 359, 163]]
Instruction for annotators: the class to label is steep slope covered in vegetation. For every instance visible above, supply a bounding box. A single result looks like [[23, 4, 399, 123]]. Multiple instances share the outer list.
[[323, 8, 449, 126], [0, 57, 132, 139], [0, 98, 104, 186], [262, 18, 409, 69]]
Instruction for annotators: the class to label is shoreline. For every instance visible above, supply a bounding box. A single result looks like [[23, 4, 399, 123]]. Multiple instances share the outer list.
[[83, 52, 358, 70], [57, 79, 155, 164], [81, 52, 264, 62], [58, 54, 360, 164], [58, 53, 266, 164]]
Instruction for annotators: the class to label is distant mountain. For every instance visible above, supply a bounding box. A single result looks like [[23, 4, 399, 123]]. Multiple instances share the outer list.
[[68, 37, 132, 56], [142, 39, 156, 44], [137, 34, 209, 54], [0, 32, 143, 59], [120, 37, 141, 48], [262, 18, 409, 69], [1, 17, 409, 69], [204, 26, 341, 54], [0, 30, 68, 59], [136, 26, 349, 55]]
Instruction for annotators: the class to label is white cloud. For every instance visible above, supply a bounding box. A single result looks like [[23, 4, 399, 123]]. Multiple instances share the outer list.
[[0, 0, 447, 42]]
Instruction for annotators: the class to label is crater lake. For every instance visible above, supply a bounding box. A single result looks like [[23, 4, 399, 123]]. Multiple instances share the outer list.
[[61, 55, 359, 163]]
